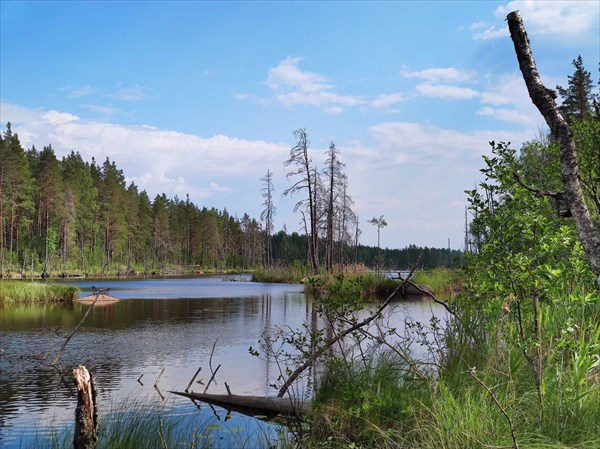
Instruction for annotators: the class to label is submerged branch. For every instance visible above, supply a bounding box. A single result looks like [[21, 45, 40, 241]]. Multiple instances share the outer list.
[[52, 288, 106, 366]]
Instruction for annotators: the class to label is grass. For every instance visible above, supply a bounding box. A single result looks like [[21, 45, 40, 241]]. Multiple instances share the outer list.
[[31, 399, 291, 449], [252, 264, 309, 283], [297, 282, 600, 448], [411, 267, 464, 297], [0, 280, 79, 304]]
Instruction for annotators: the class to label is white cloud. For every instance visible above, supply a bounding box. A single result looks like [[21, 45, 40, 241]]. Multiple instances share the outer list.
[[476, 1, 600, 41], [371, 93, 405, 109], [267, 57, 331, 92], [273, 91, 365, 108], [209, 182, 233, 193], [476, 73, 556, 126], [344, 122, 536, 248], [480, 91, 511, 106], [324, 106, 344, 114], [477, 106, 536, 125], [369, 122, 506, 160], [401, 67, 475, 83], [42, 110, 79, 124], [473, 26, 509, 41], [469, 21, 489, 30], [266, 57, 367, 111], [415, 83, 479, 100], [1, 103, 288, 207]]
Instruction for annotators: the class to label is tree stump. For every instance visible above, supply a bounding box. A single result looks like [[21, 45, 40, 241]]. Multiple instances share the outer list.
[[73, 365, 98, 449]]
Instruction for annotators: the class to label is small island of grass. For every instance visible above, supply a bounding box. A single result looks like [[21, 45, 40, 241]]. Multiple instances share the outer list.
[[0, 280, 79, 304]]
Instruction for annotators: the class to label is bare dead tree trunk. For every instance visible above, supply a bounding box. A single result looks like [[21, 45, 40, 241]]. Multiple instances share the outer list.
[[73, 365, 98, 449], [507, 11, 600, 285]]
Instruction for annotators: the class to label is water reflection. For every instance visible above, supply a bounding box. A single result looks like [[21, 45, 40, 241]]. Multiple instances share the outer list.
[[0, 276, 444, 448]]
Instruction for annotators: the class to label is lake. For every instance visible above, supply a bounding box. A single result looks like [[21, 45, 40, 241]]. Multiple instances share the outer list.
[[0, 275, 446, 448]]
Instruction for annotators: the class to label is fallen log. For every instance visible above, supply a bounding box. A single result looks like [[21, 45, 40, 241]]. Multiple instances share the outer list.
[[170, 391, 311, 418]]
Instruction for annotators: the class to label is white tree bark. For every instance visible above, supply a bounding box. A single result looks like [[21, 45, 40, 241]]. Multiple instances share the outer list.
[[507, 11, 600, 285]]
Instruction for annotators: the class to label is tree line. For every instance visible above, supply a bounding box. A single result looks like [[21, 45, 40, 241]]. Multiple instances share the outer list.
[[0, 123, 462, 277]]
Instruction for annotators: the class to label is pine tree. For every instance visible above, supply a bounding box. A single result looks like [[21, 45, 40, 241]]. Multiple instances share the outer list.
[[556, 55, 595, 122], [0, 123, 34, 275]]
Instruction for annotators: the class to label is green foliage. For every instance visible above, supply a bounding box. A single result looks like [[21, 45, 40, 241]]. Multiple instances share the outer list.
[[0, 281, 78, 303], [556, 55, 596, 122], [252, 263, 309, 283], [308, 354, 423, 447], [412, 268, 463, 297], [300, 135, 599, 448]]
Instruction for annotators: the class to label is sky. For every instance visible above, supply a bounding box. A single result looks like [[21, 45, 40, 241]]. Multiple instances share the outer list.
[[1, 1, 599, 250]]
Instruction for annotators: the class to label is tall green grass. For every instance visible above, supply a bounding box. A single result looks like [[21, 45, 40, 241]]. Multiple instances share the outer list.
[[0, 281, 79, 304], [411, 267, 463, 297], [32, 400, 291, 449], [300, 289, 600, 449], [252, 264, 309, 283]]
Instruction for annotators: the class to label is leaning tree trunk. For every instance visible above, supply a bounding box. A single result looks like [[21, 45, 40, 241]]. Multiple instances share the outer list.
[[507, 11, 600, 285]]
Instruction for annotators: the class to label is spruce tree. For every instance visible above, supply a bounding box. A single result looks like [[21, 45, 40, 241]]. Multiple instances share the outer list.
[[556, 55, 595, 122]]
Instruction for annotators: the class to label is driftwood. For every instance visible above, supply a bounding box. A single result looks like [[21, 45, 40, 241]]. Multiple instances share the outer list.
[[507, 10, 600, 285], [73, 365, 98, 449], [171, 391, 310, 418]]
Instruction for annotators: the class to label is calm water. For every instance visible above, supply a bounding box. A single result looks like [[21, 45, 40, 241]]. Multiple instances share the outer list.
[[0, 276, 446, 448]]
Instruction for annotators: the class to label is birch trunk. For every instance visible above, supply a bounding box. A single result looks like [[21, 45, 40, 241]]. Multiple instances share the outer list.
[[507, 11, 600, 285]]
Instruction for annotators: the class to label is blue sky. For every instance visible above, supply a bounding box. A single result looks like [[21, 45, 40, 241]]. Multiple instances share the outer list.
[[1, 0, 598, 250]]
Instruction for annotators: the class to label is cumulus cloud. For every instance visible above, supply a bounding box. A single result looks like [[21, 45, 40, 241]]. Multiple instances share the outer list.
[[475, 1, 599, 41], [480, 91, 511, 106], [267, 57, 331, 92], [401, 67, 475, 83], [266, 57, 367, 111], [415, 83, 479, 100], [209, 182, 233, 193], [477, 106, 536, 125], [1, 102, 288, 206], [344, 121, 536, 248], [371, 93, 406, 109], [477, 73, 554, 126]]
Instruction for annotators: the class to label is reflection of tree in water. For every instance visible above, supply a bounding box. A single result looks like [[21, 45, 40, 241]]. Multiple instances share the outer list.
[[1, 289, 308, 444]]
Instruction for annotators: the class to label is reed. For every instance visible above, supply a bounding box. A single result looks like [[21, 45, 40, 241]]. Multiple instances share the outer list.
[[34, 399, 289, 449], [300, 289, 600, 449], [0, 281, 79, 304]]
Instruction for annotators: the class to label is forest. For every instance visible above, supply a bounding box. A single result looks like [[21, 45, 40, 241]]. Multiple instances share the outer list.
[[0, 124, 461, 278]]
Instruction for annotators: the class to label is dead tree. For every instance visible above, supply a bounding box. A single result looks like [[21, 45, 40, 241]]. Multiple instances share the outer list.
[[73, 365, 98, 449], [507, 11, 600, 285]]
